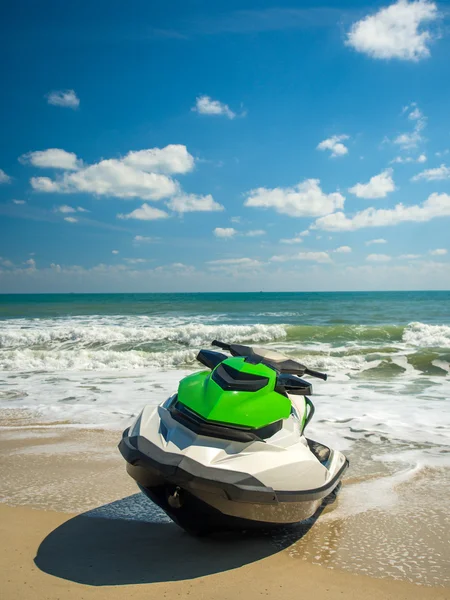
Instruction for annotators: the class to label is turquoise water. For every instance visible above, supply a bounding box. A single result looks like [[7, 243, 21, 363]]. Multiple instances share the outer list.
[[1, 290, 449, 323], [0, 290, 448, 430]]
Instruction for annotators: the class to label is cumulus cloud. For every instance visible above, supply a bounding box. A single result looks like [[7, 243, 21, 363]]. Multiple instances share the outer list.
[[391, 153, 427, 164], [64, 216, 78, 223], [28, 144, 196, 201], [31, 159, 178, 200], [314, 192, 450, 231], [411, 164, 450, 181], [117, 203, 169, 221], [54, 205, 88, 214], [112, 250, 119, 254], [0, 169, 11, 183], [345, 0, 439, 61], [393, 103, 427, 151], [245, 229, 266, 237], [334, 246, 352, 253], [366, 254, 391, 262], [214, 227, 237, 238], [192, 95, 236, 119], [399, 254, 421, 259], [271, 251, 332, 263], [20, 149, 82, 170], [46, 89, 80, 109], [280, 236, 303, 244], [349, 169, 395, 199], [244, 179, 345, 218], [317, 135, 349, 157], [167, 193, 224, 213], [366, 238, 387, 245], [429, 248, 447, 256], [122, 145, 195, 174]]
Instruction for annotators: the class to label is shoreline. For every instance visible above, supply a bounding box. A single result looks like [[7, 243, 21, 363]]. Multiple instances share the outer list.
[[1, 503, 449, 600], [1, 418, 450, 596]]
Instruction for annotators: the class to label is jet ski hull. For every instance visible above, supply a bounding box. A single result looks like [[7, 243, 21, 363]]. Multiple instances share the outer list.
[[119, 427, 349, 534]]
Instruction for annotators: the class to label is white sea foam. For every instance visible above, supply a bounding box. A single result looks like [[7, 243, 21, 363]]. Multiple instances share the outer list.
[[0, 319, 286, 350], [402, 322, 450, 348]]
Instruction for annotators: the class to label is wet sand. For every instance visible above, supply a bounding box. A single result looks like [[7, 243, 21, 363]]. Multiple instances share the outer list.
[[2, 503, 450, 600], [1, 418, 449, 599]]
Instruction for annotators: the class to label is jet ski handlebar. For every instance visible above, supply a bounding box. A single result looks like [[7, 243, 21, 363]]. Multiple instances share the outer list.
[[211, 340, 327, 381]]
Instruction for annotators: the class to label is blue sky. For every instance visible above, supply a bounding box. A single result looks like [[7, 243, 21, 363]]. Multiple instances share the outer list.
[[1, 0, 450, 292]]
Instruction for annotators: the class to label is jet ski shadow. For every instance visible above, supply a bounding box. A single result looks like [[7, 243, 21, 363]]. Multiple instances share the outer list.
[[34, 493, 323, 586]]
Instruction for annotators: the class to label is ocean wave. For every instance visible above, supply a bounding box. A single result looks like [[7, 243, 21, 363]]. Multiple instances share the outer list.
[[0, 321, 286, 351], [402, 322, 450, 348]]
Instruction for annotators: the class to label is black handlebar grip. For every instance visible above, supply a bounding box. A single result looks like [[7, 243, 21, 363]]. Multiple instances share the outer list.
[[305, 368, 328, 381], [211, 340, 230, 350]]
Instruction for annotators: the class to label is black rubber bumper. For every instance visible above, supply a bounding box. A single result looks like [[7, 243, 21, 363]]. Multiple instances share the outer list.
[[118, 428, 349, 505]]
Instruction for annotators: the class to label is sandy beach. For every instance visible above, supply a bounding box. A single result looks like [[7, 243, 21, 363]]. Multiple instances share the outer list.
[[1, 418, 449, 600]]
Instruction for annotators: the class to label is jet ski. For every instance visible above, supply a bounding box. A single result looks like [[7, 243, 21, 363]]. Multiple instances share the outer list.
[[119, 340, 349, 535]]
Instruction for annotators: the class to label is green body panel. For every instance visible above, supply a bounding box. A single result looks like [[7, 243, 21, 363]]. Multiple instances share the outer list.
[[177, 357, 292, 429]]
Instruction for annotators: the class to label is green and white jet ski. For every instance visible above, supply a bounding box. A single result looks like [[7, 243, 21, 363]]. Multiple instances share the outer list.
[[119, 340, 349, 535]]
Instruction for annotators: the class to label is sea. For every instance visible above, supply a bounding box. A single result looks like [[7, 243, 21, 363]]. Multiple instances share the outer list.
[[1, 291, 449, 584]]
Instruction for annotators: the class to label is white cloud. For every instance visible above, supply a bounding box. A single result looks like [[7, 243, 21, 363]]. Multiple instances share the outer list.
[[399, 254, 421, 259], [0, 169, 11, 183], [280, 236, 303, 244], [124, 258, 149, 264], [391, 153, 427, 164], [117, 203, 169, 221], [271, 251, 332, 263], [317, 135, 349, 158], [123, 145, 194, 174], [334, 246, 352, 253], [393, 130, 423, 150], [46, 89, 80, 109], [367, 254, 391, 262], [20, 149, 82, 170], [207, 257, 261, 268], [214, 227, 237, 238], [230, 216, 241, 224], [55, 205, 76, 214], [28, 144, 196, 201], [411, 164, 450, 181], [192, 96, 236, 119], [244, 179, 345, 217], [245, 229, 266, 237], [435, 149, 449, 158], [348, 168, 395, 199], [134, 235, 158, 243], [64, 216, 78, 223], [54, 205, 88, 214], [429, 248, 447, 256], [13, 199, 26, 205], [31, 159, 178, 200], [112, 250, 119, 254], [314, 192, 450, 231], [393, 103, 427, 150], [24, 258, 36, 270], [345, 0, 439, 61], [408, 106, 423, 120], [366, 238, 387, 245], [167, 193, 224, 213]]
